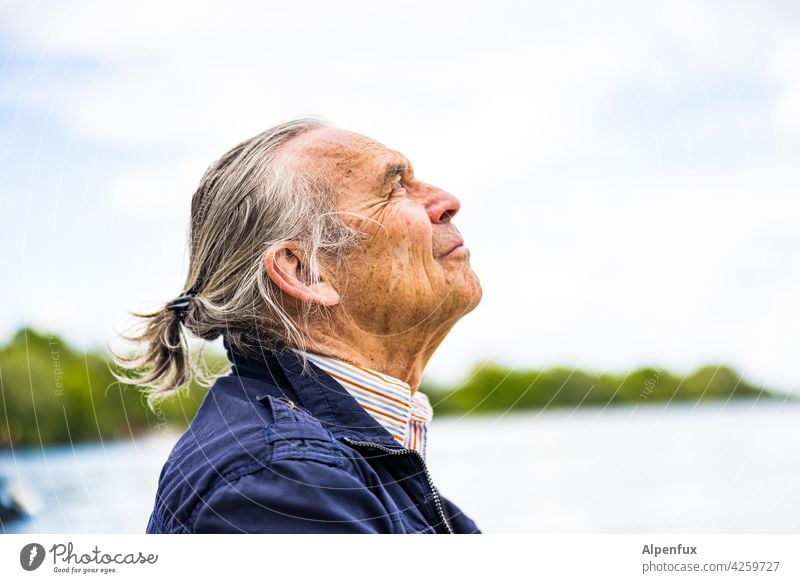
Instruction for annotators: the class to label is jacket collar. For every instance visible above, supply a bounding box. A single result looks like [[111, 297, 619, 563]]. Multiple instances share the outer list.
[[223, 337, 405, 449]]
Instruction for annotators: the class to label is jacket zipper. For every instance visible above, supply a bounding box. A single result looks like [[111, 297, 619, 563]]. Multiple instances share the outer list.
[[341, 436, 454, 534]]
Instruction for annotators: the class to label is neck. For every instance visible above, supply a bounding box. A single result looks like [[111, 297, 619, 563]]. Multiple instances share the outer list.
[[301, 321, 455, 393]]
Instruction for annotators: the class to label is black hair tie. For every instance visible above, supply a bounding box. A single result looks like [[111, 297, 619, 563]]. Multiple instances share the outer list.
[[166, 292, 195, 322]]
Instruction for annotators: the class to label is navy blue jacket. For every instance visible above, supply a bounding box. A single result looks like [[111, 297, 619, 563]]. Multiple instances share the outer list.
[[145, 340, 481, 534]]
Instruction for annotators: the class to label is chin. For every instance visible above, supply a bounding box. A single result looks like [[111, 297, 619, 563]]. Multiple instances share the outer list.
[[462, 274, 483, 313], [445, 270, 483, 320]]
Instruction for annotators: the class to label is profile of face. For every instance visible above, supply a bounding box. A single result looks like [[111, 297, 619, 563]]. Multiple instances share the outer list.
[[274, 127, 482, 340]]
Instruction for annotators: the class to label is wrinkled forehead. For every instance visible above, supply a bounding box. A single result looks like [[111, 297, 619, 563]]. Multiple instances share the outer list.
[[277, 127, 403, 189]]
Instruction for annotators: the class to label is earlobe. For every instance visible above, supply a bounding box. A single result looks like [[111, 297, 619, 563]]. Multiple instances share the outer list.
[[263, 244, 340, 306], [309, 280, 340, 306]]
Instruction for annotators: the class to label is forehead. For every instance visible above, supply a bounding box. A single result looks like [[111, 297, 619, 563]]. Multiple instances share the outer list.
[[278, 127, 405, 186]]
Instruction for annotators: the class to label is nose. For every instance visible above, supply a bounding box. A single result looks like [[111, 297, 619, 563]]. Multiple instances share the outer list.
[[423, 183, 461, 224]]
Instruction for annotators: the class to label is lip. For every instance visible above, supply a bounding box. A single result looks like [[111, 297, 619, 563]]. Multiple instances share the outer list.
[[442, 239, 465, 257]]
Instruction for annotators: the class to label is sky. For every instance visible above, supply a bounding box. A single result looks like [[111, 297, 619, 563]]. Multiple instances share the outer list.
[[1, 0, 799, 392]]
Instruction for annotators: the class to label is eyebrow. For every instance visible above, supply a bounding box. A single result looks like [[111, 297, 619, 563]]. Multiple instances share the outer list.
[[381, 162, 407, 187]]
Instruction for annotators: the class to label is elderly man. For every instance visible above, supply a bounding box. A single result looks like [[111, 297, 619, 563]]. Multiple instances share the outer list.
[[133, 117, 482, 533]]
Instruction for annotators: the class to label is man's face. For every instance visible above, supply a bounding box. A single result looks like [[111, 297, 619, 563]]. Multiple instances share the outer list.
[[281, 127, 482, 336]]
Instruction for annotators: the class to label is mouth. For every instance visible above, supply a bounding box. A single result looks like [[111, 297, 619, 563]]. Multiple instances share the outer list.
[[441, 238, 465, 257]]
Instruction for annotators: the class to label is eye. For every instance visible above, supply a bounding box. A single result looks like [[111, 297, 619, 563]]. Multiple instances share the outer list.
[[391, 179, 406, 193]]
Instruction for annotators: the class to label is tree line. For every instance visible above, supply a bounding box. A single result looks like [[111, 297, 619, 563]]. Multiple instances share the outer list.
[[0, 327, 777, 448]]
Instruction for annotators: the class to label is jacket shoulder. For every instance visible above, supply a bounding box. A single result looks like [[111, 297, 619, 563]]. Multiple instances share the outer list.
[[189, 454, 396, 533], [147, 374, 359, 533]]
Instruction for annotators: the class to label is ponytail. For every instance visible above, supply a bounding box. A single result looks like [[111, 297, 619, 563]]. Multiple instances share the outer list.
[[111, 293, 193, 409]]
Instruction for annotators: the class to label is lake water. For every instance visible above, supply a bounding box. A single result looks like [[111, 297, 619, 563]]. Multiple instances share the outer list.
[[2, 398, 799, 533]]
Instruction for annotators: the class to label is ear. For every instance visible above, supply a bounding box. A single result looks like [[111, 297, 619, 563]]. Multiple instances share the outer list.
[[262, 243, 340, 306]]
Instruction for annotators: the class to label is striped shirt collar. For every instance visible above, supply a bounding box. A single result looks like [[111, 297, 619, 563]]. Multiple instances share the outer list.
[[292, 348, 434, 460]]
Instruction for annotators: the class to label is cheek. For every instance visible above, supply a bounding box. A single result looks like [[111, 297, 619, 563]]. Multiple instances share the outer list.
[[388, 219, 434, 284], [383, 215, 442, 301], [357, 205, 430, 261], [386, 204, 431, 255], [345, 204, 436, 293]]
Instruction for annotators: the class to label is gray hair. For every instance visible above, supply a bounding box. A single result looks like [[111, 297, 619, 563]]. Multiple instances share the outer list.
[[113, 117, 363, 406]]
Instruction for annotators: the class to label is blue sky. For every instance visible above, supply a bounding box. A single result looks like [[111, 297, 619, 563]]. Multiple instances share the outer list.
[[1, 0, 799, 392]]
